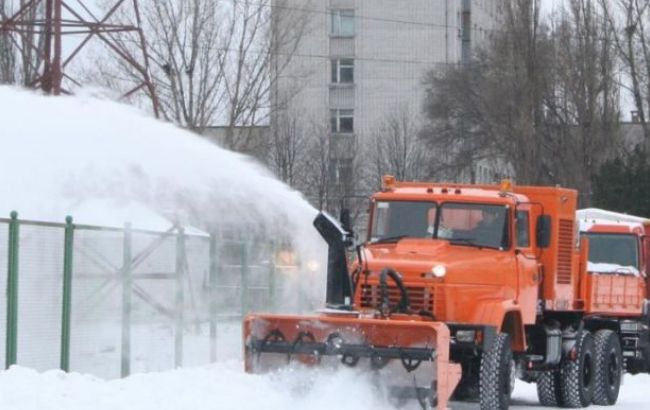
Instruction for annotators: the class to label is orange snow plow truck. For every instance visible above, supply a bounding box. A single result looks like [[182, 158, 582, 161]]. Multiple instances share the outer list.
[[244, 177, 650, 409]]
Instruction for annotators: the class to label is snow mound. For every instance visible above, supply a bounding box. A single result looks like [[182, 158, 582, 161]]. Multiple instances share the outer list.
[[0, 363, 396, 410]]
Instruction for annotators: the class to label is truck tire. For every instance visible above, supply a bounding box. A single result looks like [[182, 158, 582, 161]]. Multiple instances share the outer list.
[[592, 329, 622, 406], [559, 330, 595, 408], [479, 333, 513, 410], [536, 370, 563, 407]]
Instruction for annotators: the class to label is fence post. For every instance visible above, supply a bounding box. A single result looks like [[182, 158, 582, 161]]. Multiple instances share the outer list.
[[240, 239, 249, 318], [120, 222, 132, 378], [175, 227, 185, 368], [268, 240, 276, 311], [208, 232, 218, 362], [60, 216, 74, 372], [5, 211, 19, 368]]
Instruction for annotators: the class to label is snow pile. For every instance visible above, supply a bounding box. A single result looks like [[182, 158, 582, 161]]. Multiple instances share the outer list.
[[0, 363, 396, 410], [2, 363, 650, 410]]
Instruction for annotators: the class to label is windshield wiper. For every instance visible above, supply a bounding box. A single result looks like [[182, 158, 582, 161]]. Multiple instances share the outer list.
[[448, 237, 503, 250], [448, 237, 484, 249], [371, 235, 409, 244]]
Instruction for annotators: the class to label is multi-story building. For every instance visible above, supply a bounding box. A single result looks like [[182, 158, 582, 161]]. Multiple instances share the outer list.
[[273, 0, 502, 205]]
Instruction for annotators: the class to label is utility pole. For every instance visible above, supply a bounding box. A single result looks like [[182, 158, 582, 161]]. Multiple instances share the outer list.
[[0, 0, 159, 117]]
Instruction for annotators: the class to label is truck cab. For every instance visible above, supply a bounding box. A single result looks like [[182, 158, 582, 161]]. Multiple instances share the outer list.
[[578, 208, 650, 374], [349, 177, 594, 404], [358, 179, 539, 350], [578, 209, 648, 316]]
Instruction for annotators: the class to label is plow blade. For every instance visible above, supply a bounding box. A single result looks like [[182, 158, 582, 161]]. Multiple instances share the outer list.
[[244, 314, 461, 409]]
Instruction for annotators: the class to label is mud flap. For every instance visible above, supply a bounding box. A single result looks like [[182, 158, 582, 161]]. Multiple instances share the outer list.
[[244, 314, 461, 410]]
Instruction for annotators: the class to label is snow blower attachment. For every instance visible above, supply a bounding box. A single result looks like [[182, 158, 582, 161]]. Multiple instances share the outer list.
[[243, 213, 460, 409]]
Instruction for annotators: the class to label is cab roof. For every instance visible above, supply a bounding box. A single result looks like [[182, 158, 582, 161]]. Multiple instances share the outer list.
[[373, 181, 528, 204]]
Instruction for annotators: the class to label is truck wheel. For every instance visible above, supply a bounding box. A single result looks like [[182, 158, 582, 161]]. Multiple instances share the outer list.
[[479, 333, 513, 410], [592, 329, 622, 406], [559, 330, 595, 408], [536, 370, 563, 407]]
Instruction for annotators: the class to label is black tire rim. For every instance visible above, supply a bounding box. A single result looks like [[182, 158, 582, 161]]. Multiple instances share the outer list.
[[501, 357, 514, 402], [582, 352, 593, 390], [607, 348, 620, 392], [508, 359, 516, 395]]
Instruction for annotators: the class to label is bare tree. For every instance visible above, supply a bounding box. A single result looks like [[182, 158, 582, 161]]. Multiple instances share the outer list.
[[301, 122, 332, 211], [602, 0, 650, 142], [422, 1, 548, 184], [92, 0, 312, 152], [367, 104, 428, 188], [421, 0, 620, 203], [0, 0, 46, 85], [268, 109, 308, 186], [0, 1, 15, 83], [545, 0, 620, 200]]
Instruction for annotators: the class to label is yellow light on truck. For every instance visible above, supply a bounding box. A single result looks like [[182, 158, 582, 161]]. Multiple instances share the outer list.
[[500, 179, 513, 193], [382, 175, 396, 191]]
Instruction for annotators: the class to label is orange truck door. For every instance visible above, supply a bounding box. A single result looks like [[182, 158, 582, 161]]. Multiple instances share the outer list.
[[515, 208, 539, 325]]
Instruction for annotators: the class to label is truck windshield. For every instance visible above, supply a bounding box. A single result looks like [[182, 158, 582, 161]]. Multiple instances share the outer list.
[[369, 201, 508, 249], [438, 203, 509, 249], [370, 201, 437, 242], [585, 233, 639, 274]]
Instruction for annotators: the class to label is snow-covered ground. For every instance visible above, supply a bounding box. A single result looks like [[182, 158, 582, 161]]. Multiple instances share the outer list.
[[1, 360, 649, 410], [3, 321, 650, 410]]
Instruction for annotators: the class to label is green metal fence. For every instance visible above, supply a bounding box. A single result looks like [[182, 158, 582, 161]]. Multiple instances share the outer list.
[[1, 212, 288, 378]]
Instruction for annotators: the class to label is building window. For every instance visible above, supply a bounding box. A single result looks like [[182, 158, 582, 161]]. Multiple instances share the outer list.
[[330, 109, 354, 133], [331, 58, 354, 83], [330, 9, 355, 37], [329, 158, 353, 187]]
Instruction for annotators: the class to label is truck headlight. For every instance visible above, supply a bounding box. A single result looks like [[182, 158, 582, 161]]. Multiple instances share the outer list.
[[432, 264, 447, 278]]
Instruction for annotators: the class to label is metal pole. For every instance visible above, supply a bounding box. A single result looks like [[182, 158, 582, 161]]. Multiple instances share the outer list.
[[268, 240, 276, 311], [60, 216, 74, 371], [208, 233, 218, 363], [52, 0, 63, 94], [175, 227, 185, 368], [42, 0, 54, 92], [120, 222, 132, 378], [5, 211, 19, 368], [240, 239, 249, 318]]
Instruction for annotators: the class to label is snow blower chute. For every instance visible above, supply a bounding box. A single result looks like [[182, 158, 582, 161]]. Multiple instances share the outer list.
[[243, 212, 460, 409]]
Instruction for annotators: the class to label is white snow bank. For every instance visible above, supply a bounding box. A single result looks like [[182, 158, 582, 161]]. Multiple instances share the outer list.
[[588, 262, 640, 276], [2, 362, 650, 410], [69, 198, 206, 234], [0, 363, 396, 410]]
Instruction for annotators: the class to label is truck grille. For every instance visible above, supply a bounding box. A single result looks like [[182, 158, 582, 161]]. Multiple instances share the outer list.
[[360, 284, 434, 313], [556, 219, 574, 284]]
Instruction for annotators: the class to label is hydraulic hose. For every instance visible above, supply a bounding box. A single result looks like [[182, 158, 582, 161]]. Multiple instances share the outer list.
[[379, 267, 410, 316]]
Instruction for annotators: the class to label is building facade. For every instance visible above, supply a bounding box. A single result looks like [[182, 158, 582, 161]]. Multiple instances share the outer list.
[[274, 0, 502, 205]]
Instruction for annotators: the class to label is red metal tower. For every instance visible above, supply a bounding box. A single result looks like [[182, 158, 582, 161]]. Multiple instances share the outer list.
[[0, 0, 159, 116]]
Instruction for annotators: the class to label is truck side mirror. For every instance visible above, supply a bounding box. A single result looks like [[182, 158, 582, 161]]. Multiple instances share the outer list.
[[641, 235, 650, 276], [537, 215, 552, 248]]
